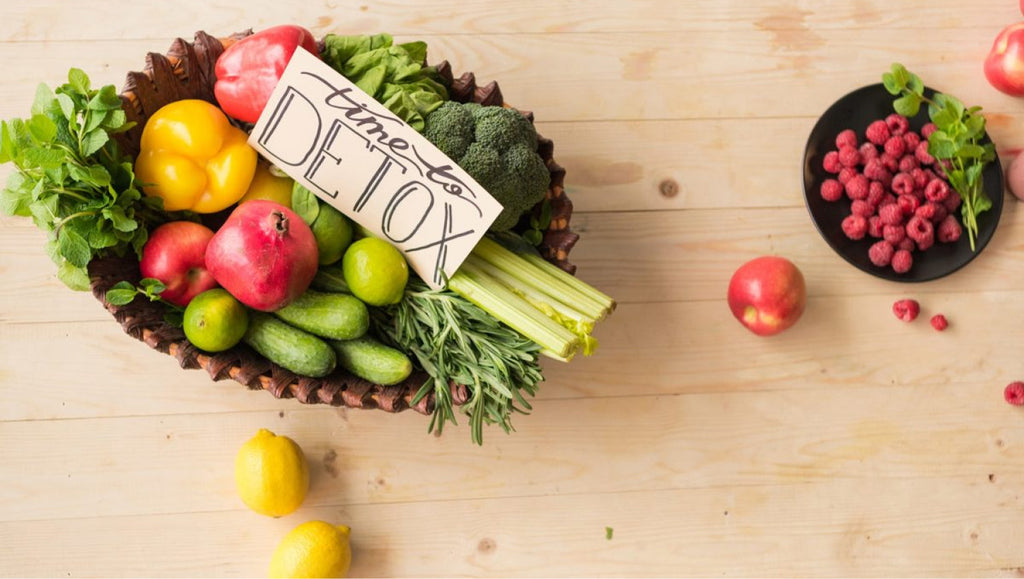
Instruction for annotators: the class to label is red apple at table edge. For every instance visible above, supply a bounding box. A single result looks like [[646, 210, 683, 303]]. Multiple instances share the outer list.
[[727, 256, 807, 336], [139, 221, 219, 307], [984, 22, 1024, 96]]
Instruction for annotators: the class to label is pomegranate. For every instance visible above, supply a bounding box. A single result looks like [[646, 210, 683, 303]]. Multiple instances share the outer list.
[[205, 200, 318, 311]]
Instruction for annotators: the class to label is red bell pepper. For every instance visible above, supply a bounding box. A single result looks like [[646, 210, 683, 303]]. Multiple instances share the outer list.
[[214, 25, 318, 124]]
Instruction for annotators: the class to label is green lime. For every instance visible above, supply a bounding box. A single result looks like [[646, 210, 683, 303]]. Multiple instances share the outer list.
[[310, 203, 353, 266], [183, 288, 249, 352], [342, 237, 409, 306]]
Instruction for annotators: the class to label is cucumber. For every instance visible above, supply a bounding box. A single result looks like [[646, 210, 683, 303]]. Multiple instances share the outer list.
[[310, 264, 350, 293], [273, 290, 369, 340], [330, 337, 413, 385], [243, 312, 337, 377]]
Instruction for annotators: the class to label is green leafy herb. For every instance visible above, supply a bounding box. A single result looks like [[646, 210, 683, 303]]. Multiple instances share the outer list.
[[606, 527, 614, 540], [522, 199, 553, 247], [104, 278, 167, 306], [371, 278, 545, 445], [882, 63, 996, 251], [0, 69, 169, 289]]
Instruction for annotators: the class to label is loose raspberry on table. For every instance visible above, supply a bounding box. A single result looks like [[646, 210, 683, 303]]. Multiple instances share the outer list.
[[823, 151, 842, 174], [884, 135, 907, 158], [820, 178, 844, 202], [924, 179, 949, 203], [851, 199, 874, 217], [868, 215, 884, 238], [835, 129, 858, 150], [869, 240, 895, 267], [1004, 382, 1024, 406], [845, 174, 870, 200], [897, 238, 916, 253], [892, 249, 914, 273], [867, 181, 886, 206], [883, 224, 906, 245], [866, 120, 891, 145], [892, 298, 920, 322], [921, 122, 937, 139], [879, 203, 904, 226], [906, 215, 935, 245], [898, 155, 919, 173], [838, 167, 857, 184], [842, 214, 869, 240], [903, 132, 921, 151], [838, 145, 861, 168], [898, 194, 920, 217], [915, 144, 936, 166], [930, 314, 948, 331], [859, 142, 879, 163], [886, 113, 910, 136], [936, 215, 962, 243], [892, 173, 915, 195]]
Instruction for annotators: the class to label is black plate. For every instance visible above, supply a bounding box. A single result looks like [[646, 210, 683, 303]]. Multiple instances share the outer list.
[[802, 83, 1004, 282]]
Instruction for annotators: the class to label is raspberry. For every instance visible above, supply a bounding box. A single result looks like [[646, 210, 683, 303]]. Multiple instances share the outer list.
[[1004, 382, 1024, 406], [863, 158, 886, 180], [867, 181, 885, 206], [880, 193, 898, 207], [880, 153, 899, 173], [838, 166, 857, 184], [897, 194, 920, 217], [924, 179, 949, 202], [911, 168, 929, 190], [903, 131, 921, 151], [892, 298, 920, 322], [820, 178, 844, 202], [823, 151, 842, 173], [883, 224, 906, 245], [868, 215, 884, 238], [930, 314, 948, 331], [869, 240, 895, 267], [851, 199, 874, 217], [879, 203, 904, 226], [898, 155, 919, 173], [866, 120, 890, 145], [943, 192, 961, 212], [884, 135, 907, 158], [845, 174, 869, 200], [906, 215, 935, 248], [892, 249, 913, 273], [886, 113, 910, 136], [841, 214, 869, 240], [835, 129, 858, 150], [838, 145, 861, 168], [915, 141, 935, 165], [921, 123, 937, 139], [891, 173, 915, 195], [859, 142, 879, 163], [914, 203, 936, 222], [897, 238, 916, 253], [929, 202, 948, 224], [936, 215, 962, 243]]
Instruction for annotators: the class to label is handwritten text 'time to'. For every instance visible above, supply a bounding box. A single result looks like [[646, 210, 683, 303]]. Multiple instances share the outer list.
[[248, 48, 502, 289]]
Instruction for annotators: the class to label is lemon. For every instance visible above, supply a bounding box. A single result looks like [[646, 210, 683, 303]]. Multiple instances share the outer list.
[[182, 288, 249, 352], [235, 428, 309, 517], [310, 204, 353, 266], [269, 520, 352, 579], [341, 237, 408, 306], [239, 162, 294, 208]]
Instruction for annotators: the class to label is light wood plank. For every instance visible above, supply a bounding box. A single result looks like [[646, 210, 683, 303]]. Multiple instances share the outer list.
[[0, 0, 1017, 42], [0, 475, 1021, 577]]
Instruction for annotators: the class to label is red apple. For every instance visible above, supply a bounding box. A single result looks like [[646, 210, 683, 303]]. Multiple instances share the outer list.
[[727, 256, 806, 336], [139, 221, 219, 307], [984, 22, 1024, 96]]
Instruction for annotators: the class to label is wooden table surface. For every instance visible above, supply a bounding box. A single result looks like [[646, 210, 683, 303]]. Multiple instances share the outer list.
[[3, 1, 1024, 577]]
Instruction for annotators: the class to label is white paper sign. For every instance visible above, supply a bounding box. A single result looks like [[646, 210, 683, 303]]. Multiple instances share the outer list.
[[248, 48, 503, 289]]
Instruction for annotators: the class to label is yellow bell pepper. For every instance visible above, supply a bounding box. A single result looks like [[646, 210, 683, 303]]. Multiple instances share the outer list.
[[134, 99, 257, 213]]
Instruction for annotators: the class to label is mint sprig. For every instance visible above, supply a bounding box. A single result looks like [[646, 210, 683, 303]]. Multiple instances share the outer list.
[[882, 63, 996, 251], [0, 68, 166, 290]]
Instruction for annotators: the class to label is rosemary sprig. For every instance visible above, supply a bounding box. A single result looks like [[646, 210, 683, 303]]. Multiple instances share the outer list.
[[371, 278, 545, 445], [883, 63, 996, 251]]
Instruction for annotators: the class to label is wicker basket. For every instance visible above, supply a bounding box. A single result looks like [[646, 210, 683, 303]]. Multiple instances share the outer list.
[[88, 30, 578, 415]]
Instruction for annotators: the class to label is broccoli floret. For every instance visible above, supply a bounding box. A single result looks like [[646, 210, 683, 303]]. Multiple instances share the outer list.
[[423, 101, 474, 160], [422, 102, 549, 232]]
